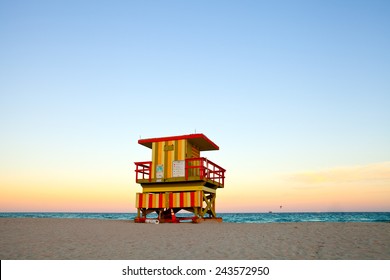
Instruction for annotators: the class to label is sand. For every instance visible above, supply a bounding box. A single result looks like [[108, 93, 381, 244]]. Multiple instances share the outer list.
[[0, 218, 389, 260]]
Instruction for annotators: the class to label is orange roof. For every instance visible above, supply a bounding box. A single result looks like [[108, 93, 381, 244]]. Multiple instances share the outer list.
[[138, 133, 219, 151]]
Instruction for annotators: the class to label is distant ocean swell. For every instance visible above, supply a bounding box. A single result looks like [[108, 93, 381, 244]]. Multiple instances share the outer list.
[[1, 212, 389, 223]]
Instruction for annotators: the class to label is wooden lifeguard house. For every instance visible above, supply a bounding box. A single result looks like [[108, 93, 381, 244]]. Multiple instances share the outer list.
[[134, 133, 226, 223]]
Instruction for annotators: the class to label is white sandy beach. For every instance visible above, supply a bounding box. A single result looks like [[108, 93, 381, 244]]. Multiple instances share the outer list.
[[0, 218, 389, 260]]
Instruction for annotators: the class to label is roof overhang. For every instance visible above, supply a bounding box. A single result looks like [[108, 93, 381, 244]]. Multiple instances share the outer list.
[[138, 133, 219, 151]]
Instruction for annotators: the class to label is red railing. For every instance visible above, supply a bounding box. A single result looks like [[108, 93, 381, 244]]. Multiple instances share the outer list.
[[134, 161, 152, 182], [135, 157, 225, 186], [185, 157, 225, 186]]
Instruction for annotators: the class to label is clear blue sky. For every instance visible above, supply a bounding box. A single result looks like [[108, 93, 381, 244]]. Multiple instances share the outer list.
[[1, 1, 389, 212]]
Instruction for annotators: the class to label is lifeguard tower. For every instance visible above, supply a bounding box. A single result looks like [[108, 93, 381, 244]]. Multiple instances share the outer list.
[[134, 133, 226, 223]]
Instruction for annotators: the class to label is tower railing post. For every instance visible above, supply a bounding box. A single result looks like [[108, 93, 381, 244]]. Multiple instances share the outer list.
[[185, 159, 189, 181]]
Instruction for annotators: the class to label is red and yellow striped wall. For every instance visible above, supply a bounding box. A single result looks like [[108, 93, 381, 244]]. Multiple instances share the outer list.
[[168, 191, 202, 208], [136, 191, 203, 208], [151, 139, 200, 179], [136, 192, 166, 208]]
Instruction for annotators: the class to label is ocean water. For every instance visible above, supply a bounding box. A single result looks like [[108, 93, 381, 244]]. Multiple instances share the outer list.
[[1, 212, 389, 223]]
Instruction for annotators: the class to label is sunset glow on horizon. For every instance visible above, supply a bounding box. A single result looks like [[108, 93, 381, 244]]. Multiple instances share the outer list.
[[1, 161, 389, 213]]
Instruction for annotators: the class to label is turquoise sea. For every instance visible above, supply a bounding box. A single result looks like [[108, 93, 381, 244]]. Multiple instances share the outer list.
[[1, 212, 389, 223]]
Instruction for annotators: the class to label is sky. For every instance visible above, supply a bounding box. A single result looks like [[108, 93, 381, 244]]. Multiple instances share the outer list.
[[1, 0, 389, 213]]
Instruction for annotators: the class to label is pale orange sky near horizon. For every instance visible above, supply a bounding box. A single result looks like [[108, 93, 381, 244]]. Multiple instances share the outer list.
[[1, 161, 389, 213]]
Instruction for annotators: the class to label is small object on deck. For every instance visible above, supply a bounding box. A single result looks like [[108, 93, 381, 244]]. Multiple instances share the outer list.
[[144, 219, 159, 224]]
